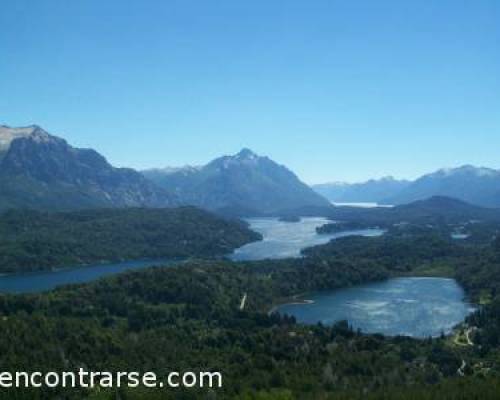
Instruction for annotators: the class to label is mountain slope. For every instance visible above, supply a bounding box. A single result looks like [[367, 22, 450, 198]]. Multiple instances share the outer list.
[[313, 177, 410, 203], [328, 196, 500, 226], [391, 195, 500, 221], [385, 165, 500, 207], [143, 148, 331, 215], [0, 125, 177, 211], [0, 206, 260, 273]]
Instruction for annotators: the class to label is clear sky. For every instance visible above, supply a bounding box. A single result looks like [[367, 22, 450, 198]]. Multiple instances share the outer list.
[[1, 0, 499, 184]]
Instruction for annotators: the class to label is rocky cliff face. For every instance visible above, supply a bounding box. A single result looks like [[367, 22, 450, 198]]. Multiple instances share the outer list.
[[0, 125, 178, 211]]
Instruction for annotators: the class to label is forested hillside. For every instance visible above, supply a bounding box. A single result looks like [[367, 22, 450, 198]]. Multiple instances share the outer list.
[[1, 218, 500, 398], [0, 207, 260, 273]]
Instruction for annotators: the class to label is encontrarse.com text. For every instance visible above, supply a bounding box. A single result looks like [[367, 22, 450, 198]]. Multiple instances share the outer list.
[[0, 369, 222, 389]]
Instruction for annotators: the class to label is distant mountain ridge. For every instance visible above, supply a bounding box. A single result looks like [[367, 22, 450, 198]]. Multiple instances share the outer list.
[[315, 165, 500, 208], [385, 165, 500, 207], [313, 177, 410, 204], [143, 148, 331, 215], [0, 125, 178, 211], [3, 123, 500, 213], [328, 195, 500, 226]]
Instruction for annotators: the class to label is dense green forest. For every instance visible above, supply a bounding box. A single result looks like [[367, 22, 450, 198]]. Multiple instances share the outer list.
[[0, 207, 261, 273], [0, 222, 499, 398], [2, 202, 500, 398], [316, 220, 382, 234], [0, 258, 459, 399]]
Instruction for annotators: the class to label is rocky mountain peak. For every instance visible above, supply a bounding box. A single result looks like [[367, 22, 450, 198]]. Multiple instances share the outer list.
[[236, 148, 258, 159], [1, 125, 41, 150], [143, 148, 331, 215], [427, 165, 499, 179], [0, 124, 179, 211]]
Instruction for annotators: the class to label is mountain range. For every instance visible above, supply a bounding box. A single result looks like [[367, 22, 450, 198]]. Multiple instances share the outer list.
[[0, 125, 178, 211], [142, 148, 331, 215], [0, 125, 330, 215], [385, 166, 500, 207], [313, 177, 410, 204], [328, 195, 500, 226], [314, 166, 500, 208], [3, 123, 500, 213]]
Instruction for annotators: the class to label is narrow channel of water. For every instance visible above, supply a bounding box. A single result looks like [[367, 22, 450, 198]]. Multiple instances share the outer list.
[[230, 217, 384, 261], [0, 259, 175, 294], [0, 217, 383, 294]]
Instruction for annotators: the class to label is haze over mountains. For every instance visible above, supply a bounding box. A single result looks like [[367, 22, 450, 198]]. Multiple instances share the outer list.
[[314, 166, 500, 208], [385, 166, 500, 207], [313, 177, 411, 204], [329, 195, 500, 226]]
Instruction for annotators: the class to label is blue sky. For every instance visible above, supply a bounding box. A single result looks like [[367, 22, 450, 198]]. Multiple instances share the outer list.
[[1, 0, 499, 183]]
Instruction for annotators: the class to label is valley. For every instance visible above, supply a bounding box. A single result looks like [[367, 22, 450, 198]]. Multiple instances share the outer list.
[[1, 204, 500, 399], [314, 166, 500, 208], [1, 125, 500, 399], [0, 215, 383, 293], [3, 2, 498, 398]]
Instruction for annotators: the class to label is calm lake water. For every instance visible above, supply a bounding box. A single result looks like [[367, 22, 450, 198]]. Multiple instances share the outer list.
[[332, 202, 394, 208], [230, 217, 384, 261], [0, 217, 382, 294], [0, 259, 174, 294], [276, 277, 476, 338]]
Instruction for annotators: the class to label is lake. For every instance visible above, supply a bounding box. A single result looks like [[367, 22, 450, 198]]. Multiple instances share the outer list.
[[332, 202, 394, 208], [0, 259, 175, 294], [0, 217, 383, 293], [229, 217, 384, 261], [276, 277, 476, 338]]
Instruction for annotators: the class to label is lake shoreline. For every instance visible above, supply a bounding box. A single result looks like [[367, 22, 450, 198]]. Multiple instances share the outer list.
[[271, 276, 476, 338], [268, 294, 315, 315], [230, 216, 385, 261], [0, 258, 184, 294], [0, 257, 179, 278]]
